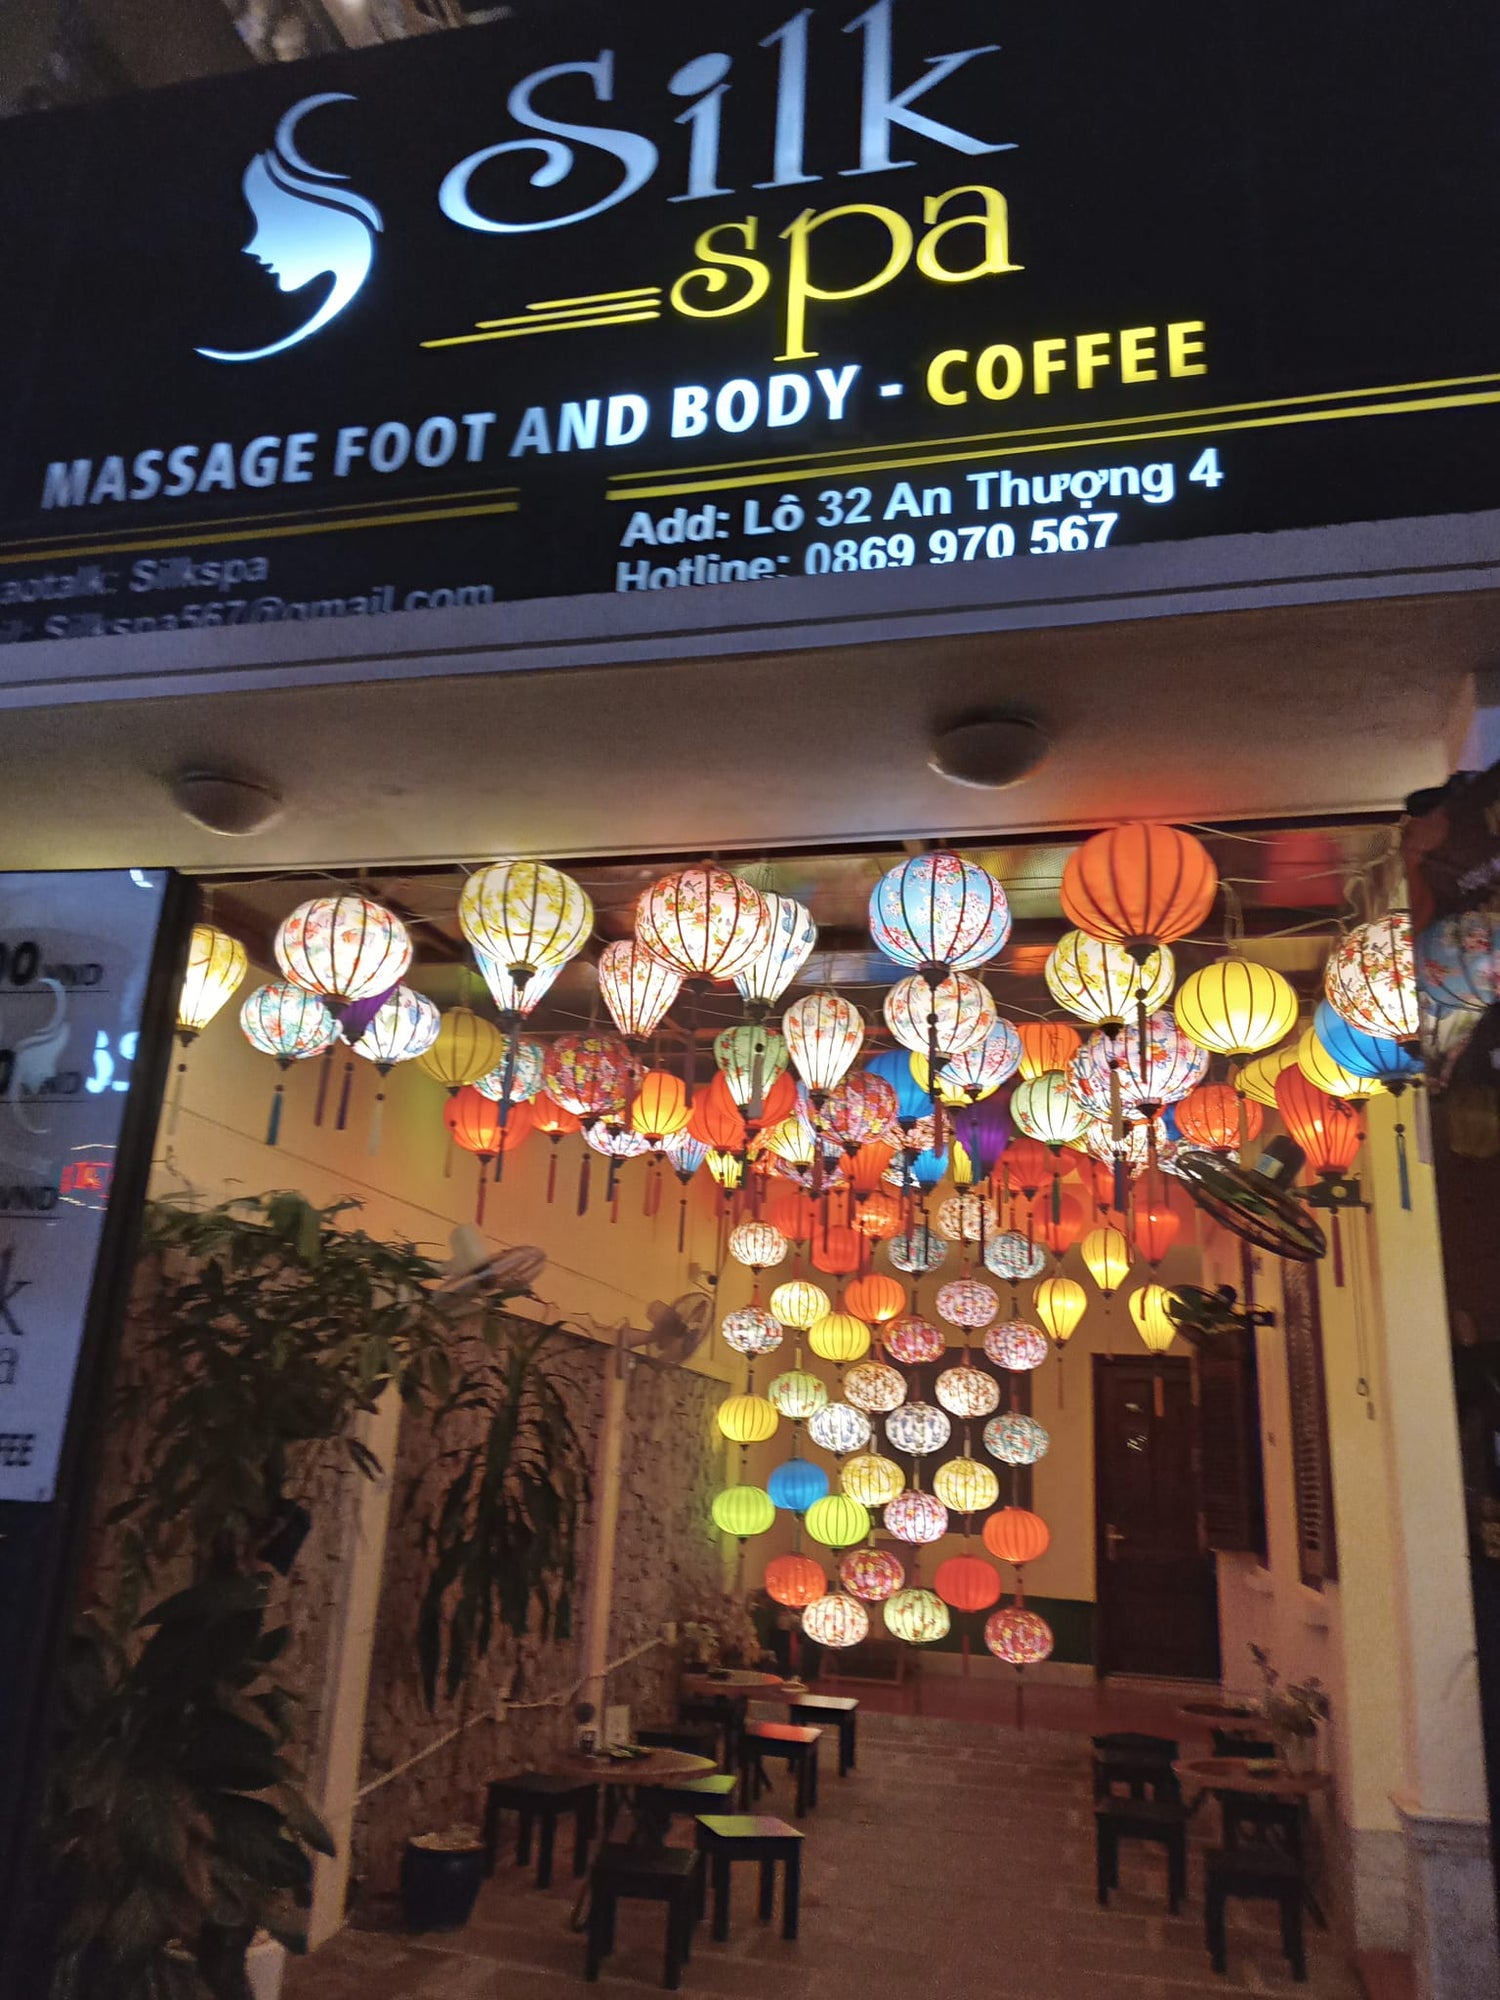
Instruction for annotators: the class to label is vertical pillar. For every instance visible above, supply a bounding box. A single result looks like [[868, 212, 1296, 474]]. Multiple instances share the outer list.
[[579, 1336, 630, 1725]]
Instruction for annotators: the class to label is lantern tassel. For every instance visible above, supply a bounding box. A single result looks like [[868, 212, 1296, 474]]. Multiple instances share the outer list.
[[546, 1143, 558, 1204], [577, 1149, 591, 1217], [1109, 1064, 1124, 1145], [443, 1128, 454, 1180], [1396, 1119, 1412, 1211], [367, 1091, 385, 1157], [678, 1195, 688, 1255], [1331, 1209, 1346, 1289], [167, 1059, 187, 1138], [1056, 1350, 1065, 1410], [267, 1079, 285, 1149], [475, 1164, 488, 1227], [312, 1045, 334, 1127], [335, 1058, 354, 1132]]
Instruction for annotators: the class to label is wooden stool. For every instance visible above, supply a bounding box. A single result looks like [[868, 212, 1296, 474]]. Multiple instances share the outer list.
[[653, 1772, 739, 1821], [638, 1723, 723, 1761], [694, 1814, 804, 1941], [741, 1722, 822, 1817], [1093, 1751, 1182, 1805], [1095, 1797, 1191, 1914], [481, 1772, 597, 1887], [790, 1694, 858, 1775], [586, 1844, 702, 1991], [1205, 1845, 1306, 1981]]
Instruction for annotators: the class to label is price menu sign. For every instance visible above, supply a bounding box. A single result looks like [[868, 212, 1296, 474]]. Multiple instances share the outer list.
[[0, 0, 1496, 649], [0, 872, 171, 1500]]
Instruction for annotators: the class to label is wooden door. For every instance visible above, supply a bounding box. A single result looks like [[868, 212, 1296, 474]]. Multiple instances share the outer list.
[[1093, 1357, 1220, 1680]]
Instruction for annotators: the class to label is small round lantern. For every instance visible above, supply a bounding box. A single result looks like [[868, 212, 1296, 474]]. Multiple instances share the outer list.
[[543, 1031, 635, 1122], [936, 1276, 1001, 1331], [808, 1402, 872, 1456], [801, 1593, 869, 1649], [1324, 912, 1419, 1042], [842, 1453, 905, 1507], [884, 1495, 948, 1554], [887, 1225, 950, 1274], [983, 1507, 1051, 1566], [767, 1459, 830, 1513], [884, 970, 996, 1061], [765, 1553, 826, 1608], [1176, 1080, 1261, 1151], [840, 1546, 905, 1601], [1017, 1019, 1083, 1079], [984, 1605, 1054, 1665], [843, 1271, 906, 1325], [769, 1278, 830, 1330], [884, 1587, 951, 1645], [936, 1191, 999, 1243], [711, 1486, 775, 1538], [935, 1555, 1002, 1613], [717, 1393, 779, 1445], [883, 1314, 946, 1365], [808, 1310, 872, 1365], [984, 1413, 1050, 1465], [768, 1370, 829, 1422], [420, 1007, 507, 1094], [983, 1322, 1049, 1372], [984, 1232, 1047, 1283], [936, 1364, 1001, 1418], [844, 1362, 908, 1414], [720, 1306, 784, 1357], [933, 1455, 999, 1515], [728, 1221, 789, 1271], [1011, 1071, 1092, 1149], [804, 1494, 871, 1549], [809, 1226, 866, 1278], [1175, 956, 1299, 1058], [885, 1402, 952, 1455]]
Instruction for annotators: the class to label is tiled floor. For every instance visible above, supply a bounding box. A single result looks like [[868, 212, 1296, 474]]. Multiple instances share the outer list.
[[287, 1705, 1365, 2000]]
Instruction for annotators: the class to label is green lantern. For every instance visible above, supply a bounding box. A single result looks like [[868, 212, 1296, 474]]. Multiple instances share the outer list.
[[711, 1485, 776, 1539], [804, 1494, 871, 1550]]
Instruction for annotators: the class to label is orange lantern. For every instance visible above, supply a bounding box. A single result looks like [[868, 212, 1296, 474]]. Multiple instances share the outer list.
[[1016, 1019, 1082, 1080], [1176, 1079, 1261, 1152], [848, 1139, 897, 1193], [1060, 822, 1218, 952], [630, 1069, 690, 1144], [765, 1552, 828, 1608], [844, 1271, 906, 1324], [753, 1068, 799, 1130], [982, 1506, 1051, 1567], [851, 1188, 904, 1240], [1274, 1067, 1362, 1176], [1017, 1188, 1084, 1256], [446, 1085, 503, 1158], [1131, 1170, 1182, 1267], [688, 1072, 747, 1152], [763, 1184, 818, 1240], [1074, 1155, 1122, 1211], [532, 1093, 582, 1138], [934, 1554, 1002, 1612], [811, 1224, 864, 1276], [999, 1137, 1057, 1198]]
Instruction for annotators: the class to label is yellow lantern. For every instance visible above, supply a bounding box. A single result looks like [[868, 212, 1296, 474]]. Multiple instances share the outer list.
[[842, 1452, 905, 1506], [711, 1486, 776, 1538], [808, 1311, 872, 1364], [1034, 1276, 1087, 1349], [1044, 930, 1174, 1029], [706, 1148, 746, 1190], [458, 859, 593, 983], [1175, 956, 1299, 1059], [804, 1493, 871, 1549], [770, 1279, 830, 1330], [1297, 1024, 1387, 1102], [1237, 1042, 1299, 1109], [176, 924, 248, 1041], [1081, 1225, 1132, 1299], [933, 1455, 999, 1514], [884, 1587, 951, 1645], [418, 1007, 506, 1094], [717, 1393, 779, 1444], [1128, 1283, 1179, 1354], [630, 1069, 691, 1143]]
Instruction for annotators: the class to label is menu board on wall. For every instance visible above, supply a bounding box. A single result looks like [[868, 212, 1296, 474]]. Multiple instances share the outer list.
[[0, 0, 1497, 650], [0, 871, 170, 1500]]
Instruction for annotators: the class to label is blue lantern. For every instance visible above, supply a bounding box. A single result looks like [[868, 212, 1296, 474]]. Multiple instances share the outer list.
[[1313, 1000, 1422, 1088], [768, 1458, 830, 1514], [910, 1146, 949, 1191], [1416, 914, 1500, 1018], [864, 1048, 930, 1127]]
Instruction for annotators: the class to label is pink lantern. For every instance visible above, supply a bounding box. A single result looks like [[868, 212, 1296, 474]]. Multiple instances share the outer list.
[[883, 1490, 949, 1545], [983, 1321, 1050, 1372], [597, 939, 683, 1040], [839, 1546, 905, 1602], [936, 1276, 1001, 1331], [543, 1033, 637, 1122], [883, 1314, 946, 1365], [811, 1071, 898, 1151], [635, 864, 770, 981], [984, 1605, 1055, 1665]]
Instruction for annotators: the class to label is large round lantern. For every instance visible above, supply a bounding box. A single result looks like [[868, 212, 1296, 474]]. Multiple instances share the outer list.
[[843, 1272, 906, 1325], [884, 971, 996, 1060], [419, 1008, 506, 1094], [885, 1587, 951, 1644], [1313, 1001, 1421, 1090], [886, 1401, 952, 1456], [883, 1314, 946, 1365], [768, 1369, 828, 1421], [714, 1023, 791, 1113], [721, 1306, 784, 1357], [936, 1364, 1001, 1417], [851, 1189, 905, 1241], [1060, 822, 1218, 952], [734, 892, 818, 1013], [802, 1593, 869, 1648], [983, 1322, 1048, 1372], [985, 1605, 1054, 1665], [842, 1452, 906, 1506], [1012, 1072, 1091, 1149], [985, 1232, 1048, 1283], [983, 1506, 1051, 1566], [868, 850, 1011, 974], [808, 1401, 872, 1455], [887, 1226, 950, 1275], [473, 1036, 545, 1104], [275, 894, 412, 1013], [884, 1490, 948, 1544], [813, 1072, 898, 1153], [1239, 1043, 1300, 1109], [840, 1545, 905, 1601], [1045, 930, 1174, 1029], [1274, 1068, 1362, 1177], [636, 864, 769, 981], [1034, 1278, 1087, 1350], [1176, 1080, 1261, 1151], [1325, 912, 1419, 1042], [543, 1032, 635, 1121], [933, 1455, 999, 1515], [783, 990, 865, 1098], [769, 1279, 829, 1330], [1296, 1024, 1383, 1102], [241, 982, 338, 1065], [808, 1310, 871, 1364], [767, 1458, 829, 1513], [1082, 1224, 1132, 1298], [1417, 913, 1500, 1018], [718, 1393, 779, 1444], [1176, 956, 1298, 1058], [177, 925, 248, 1040], [1128, 1284, 1179, 1354], [935, 1555, 1002, 1613], [712, 1486, 776, 1538], [984, 1412, 1050, 1465], [809, 1225, 865, 1278], [1017, 1020, 1082, 1080], [765, 1553, 827, 1608], [804, 1494, 870, 1549], [1076, 1014, 1209, 1120], [596, 939, 682, 1042], [936, 1191, 999, 1243], [936, 1276, 1000, 1331], [631, 1070, 691, 1144], [459, 860, 591, 991], [729, 1221, 789, 1271], [844, 1362, 908, 1414]]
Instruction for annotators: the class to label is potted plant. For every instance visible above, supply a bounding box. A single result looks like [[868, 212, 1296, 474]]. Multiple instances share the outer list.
[[400, 1313, 590, 1931], [1248, 1643, 1331, 1771]]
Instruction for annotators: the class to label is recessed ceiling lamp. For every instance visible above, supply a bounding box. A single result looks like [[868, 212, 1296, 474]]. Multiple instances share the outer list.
[[168, 767, 283, 835], [927, 714, 1050, 790]]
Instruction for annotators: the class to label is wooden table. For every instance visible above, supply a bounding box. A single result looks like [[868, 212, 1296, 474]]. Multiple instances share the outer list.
[[1176, 1757, 1331, 1925], [553, 1748, 716, 1929], [682, 1671, 802, 1702]]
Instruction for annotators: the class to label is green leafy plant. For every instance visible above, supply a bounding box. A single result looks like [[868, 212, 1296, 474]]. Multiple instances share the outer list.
[[409, 1317, 591, 1708], [39, 1575, 333, 2000], [1248, 1642, 1331, 1739]]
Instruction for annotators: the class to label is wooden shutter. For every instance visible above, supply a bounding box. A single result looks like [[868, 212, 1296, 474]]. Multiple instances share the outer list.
[[1281, 1260, 1339, 1586], [1193, 1328, 1268, 1557]]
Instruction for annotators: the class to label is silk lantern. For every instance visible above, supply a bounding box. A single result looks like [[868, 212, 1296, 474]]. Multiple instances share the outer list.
[[936, 1364, 1001, 1416], [935, 1555, 1002, 1612], [884, 971, 996, 1061], [868, 850, 1011, 974], [782, 990, 865, 1101], [804, 1494, 871, 1548], [1128, 1284, 1179, 1354], [1175, 956, 1299, 1058], [275, 893, 412, 1015], [808, 1310, 871, 1363], [1012, 1071, 1091, 1149], [983, 1507, 1051, 1566], [733, 892, 817, 1014], [802, 1593, 869, 1648], [718, 1393, 779, 1444], [765, 1552, 826, 1608], [631, 1069, 691, 1144], [984, 1412, 1050, 1464], [1239, 1042, 1300, 1109], [636, 863, 769, 980], [886, 1402, 951, 1455], [985, 1605, 1054, 1665], [842, 1452, 906, 1506], [1034, 1278, 1087, 1349], [844, 1272, 906, 1324], [883, 1314, 945, 1364], [844, 1362, 908, 1413], [1045, 930, 1174, 1029], [714, 1023, 790, 1112], [884, 1490, 948, 1545], [767, 1459, 829, 1513], [770, 1278, 830, 1329], [769, 1370, 829, 1421], [712, 1486, 776, 1538], [176, 924, 248, 1040], [1060, 822, 1218, 952], [597, 939, 682, 1040], [1082, 1224, 1132, 1297], [239, 981, 338, 1145], [1017, 1019, 1082, 1080], [721, 1307, 784, 1357], [459, 860, 592, 990], [840, 1545, 905, 1600], [885, 1587, 951, 1644], [933, 1456, 1000, 1515], [807, 1402, 872, 1455], [1176, 1080, 1261, 1151], [1325, 912, 1420, 1042], [983, 1323, 1048, 1372], [728, 1221, 789, 1271]]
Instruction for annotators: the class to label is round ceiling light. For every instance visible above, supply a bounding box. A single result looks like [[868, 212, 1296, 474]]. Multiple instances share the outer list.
[[927, 715, 1050, 791]]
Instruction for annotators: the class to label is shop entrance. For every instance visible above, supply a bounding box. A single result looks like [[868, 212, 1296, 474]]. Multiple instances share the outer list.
[[1093, 1355, 1220, 1680]]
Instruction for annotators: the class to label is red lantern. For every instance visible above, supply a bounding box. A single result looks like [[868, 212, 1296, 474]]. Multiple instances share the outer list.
[[1019, 1189, 1084, 1256], [999, 1137, 1056, 1198], [844, 1271, 906, 1324], [688, 1072, 747, 1152], [765, 1552, 827, 1608], [934, 1554, 1002, 1612], [763, 1184, 818, 1240], [811, 1224, 864, 1276], [1131, 1170, 1182, 1267], [1060, 822, 1219, 951], [1176, 1079, 1261, 1152], [848, 1139, 896, 1193], [752, 1068, 798, 1130], [1073, 1155, 1122, 1211], [446, 1085, 502, 1158], [982, 1506, 1051, 1566], [532, 1094, 582, 1138], [630, 1069, 690, 1144], [1274, 1068, 1362, 1175]]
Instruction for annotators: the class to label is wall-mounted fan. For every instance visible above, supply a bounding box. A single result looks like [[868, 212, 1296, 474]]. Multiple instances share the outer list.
[[438, 1223, 547, 1296], [1174, 1136, 1327, 1264], [578, 1292, 714, 1368]]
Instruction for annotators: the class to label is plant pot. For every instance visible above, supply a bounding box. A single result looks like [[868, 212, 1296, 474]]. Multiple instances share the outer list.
[[245, 1933, 287, 2000], [400, 1833, 486, 1933]]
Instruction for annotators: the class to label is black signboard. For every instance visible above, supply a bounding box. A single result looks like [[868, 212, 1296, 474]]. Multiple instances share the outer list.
[[0, 0, 1496, 648]]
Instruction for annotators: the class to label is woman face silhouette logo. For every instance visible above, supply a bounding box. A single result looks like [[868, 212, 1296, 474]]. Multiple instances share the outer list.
[[197, 93, 381, 363]]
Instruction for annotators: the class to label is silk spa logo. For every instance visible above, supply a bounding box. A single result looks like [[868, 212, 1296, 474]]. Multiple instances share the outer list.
[[197, 92, 382, 363]]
